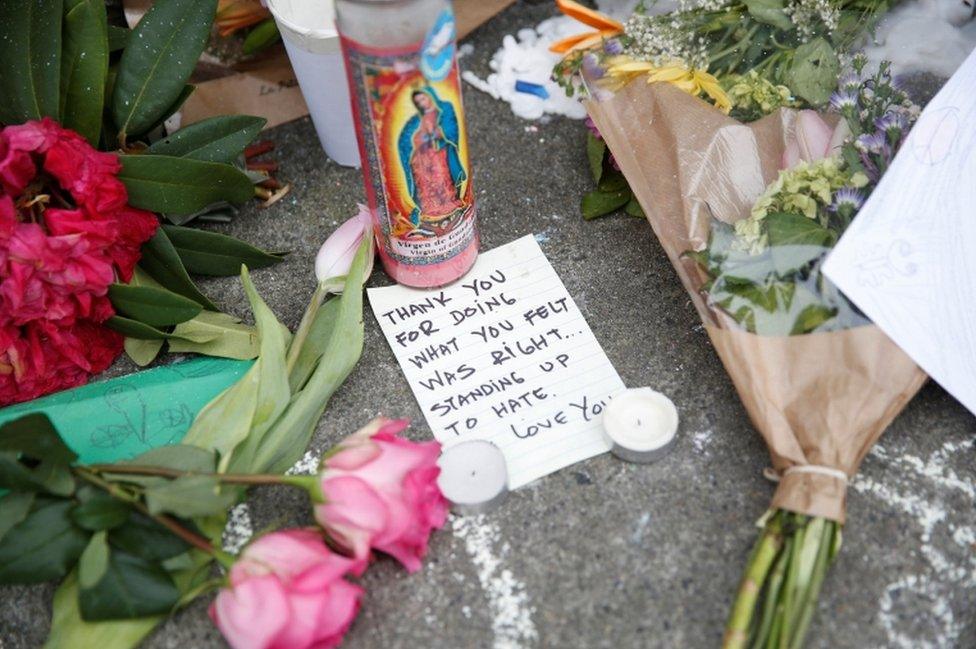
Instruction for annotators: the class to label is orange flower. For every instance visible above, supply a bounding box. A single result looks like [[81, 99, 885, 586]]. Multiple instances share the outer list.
[[216, 0, 271, 38], [549, 0, 624, 56]]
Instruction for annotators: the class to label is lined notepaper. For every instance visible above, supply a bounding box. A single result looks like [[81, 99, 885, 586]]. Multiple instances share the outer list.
[[368, 235, 624, 488]]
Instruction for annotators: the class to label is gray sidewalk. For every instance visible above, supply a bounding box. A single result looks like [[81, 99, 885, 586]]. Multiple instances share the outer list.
[[1, 3, 974, 648]]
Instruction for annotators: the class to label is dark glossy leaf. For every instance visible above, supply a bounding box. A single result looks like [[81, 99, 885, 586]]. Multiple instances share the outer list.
[[0, 493, 35, 542], [0, 0, 62, 124], [78, 531, 109, 589], [585, 132, 605, 184], [106, 316, 171, 341], [0, 499, 89, 583], [581, 189, 630, 220], [70, 494, 131, 531], [0, 414, 77, 495], [138, 229, 218, 310], [108, 511, 189, 562], [141, 83, 195, 137], [107, 24, 129, 52], [111, 0, 217, 138], [163, 225, 285, 276], [242, 18, 280, 55], [107, 284, 202, 327], [118, 154, 254, 215], [79, 549, 179, 621], [144, 476, 235, 518], [147, 115, 265, 163], [60, 0, 108, 145]]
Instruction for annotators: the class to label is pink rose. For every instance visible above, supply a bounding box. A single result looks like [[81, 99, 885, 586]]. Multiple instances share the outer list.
[[782, 109, 835, 169], [314, 418, 448, 573], [210, 529, 365, 649]]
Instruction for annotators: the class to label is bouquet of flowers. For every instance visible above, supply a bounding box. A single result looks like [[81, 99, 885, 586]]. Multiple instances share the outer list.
[[586, 49, 928, 647], [0, 0, 287, 407], [551, 0, 901, 218]]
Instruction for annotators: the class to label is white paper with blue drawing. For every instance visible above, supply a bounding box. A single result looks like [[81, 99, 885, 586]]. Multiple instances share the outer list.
[[823, 49, 976, 415]]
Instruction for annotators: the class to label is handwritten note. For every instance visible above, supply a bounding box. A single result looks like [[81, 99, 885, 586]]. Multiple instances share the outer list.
[[823, 49, 976, 414], [368, 235, 624, 488]]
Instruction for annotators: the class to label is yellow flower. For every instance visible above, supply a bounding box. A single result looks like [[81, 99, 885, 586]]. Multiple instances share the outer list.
[[604, 56, 731, 114]]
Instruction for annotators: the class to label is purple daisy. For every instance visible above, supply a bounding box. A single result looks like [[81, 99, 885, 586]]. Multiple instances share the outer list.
[[830, 187, 865, 213]]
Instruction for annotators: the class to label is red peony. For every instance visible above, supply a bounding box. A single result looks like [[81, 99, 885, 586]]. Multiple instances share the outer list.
[[0, 118, 158, 406]]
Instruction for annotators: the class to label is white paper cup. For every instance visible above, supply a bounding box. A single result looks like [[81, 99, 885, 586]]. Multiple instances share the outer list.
[[267, 0, 360, 167]]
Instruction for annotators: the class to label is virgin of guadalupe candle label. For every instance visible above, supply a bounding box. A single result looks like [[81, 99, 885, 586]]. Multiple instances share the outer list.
[[341, 7, 476, 266], [368, 235, 626, 488]]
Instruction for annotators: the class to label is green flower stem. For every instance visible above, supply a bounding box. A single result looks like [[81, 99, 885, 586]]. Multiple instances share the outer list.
[[73, 467, 235, 568], [724, 517, 784, 649], [86, 464, 317, 491], [788, 521, 836, 648], [285, 281, 329, 375], [750, 536, 791, 649]]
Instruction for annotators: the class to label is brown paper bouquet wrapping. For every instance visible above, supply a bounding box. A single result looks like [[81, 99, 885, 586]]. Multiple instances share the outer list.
[[586, 81, 926, 646]]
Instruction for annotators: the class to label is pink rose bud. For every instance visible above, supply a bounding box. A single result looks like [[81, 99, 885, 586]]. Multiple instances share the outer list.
[[782, 109, 835, 169], [210, 529, 365, 649], [314, 418, 448, 573], [314, 204, 375, 292]]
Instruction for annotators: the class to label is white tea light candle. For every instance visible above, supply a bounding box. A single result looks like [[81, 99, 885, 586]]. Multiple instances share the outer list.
[[437, 440, 509, 515], [602, 388, 679, 463]]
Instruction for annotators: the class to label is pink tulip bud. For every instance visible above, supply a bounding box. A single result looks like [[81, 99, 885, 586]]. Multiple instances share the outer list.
[[314, 205, 375, 292], [782, 110, 835, 169]]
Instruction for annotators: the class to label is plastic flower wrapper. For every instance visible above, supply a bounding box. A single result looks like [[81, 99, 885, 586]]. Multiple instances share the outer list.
[[585, 57, 926, 647]]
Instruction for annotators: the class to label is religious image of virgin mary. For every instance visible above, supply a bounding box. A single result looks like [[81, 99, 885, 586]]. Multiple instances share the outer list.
[[397, 86, 467, 226]]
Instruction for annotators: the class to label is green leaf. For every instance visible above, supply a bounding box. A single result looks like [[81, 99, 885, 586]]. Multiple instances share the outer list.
[[765, 212, 837, 248], [108, 511, 189, 562], [118, 154, 254, 215], [138, 230, 219, 311], [107, 25, 128, 52], [45, 571, 163, 649], [790, 303, 837, 335], [70, 494, 131, 531], [0, 493, 35, 542], [186, 267, 291, 472], [167, 311, 260, 360], [147, 115, 266, 163], [250, 239, 368, 474], [78, 531, 109, 589], [0, 498, 89, 583], [743, 0, 792, 30], [128, 444, 217, 474], [624, 197, 645, 218], [585, 132, 605, 184], [289, 298, 340, 392], [80, 549, 180, 621], [107, 316, 171, 340], [111, 0, 217, 139], [597, 170, 628, 192], [0, 0, 62, 124], [60, 0, 108, 145], [107, 284, 203, 327], [242, 18, 280, 55], [124, 336, 164, 366], [581, 189, 630, 220], [162, 225, 285, 276], [0, 413, 77, 495], [144, 475, 235, 518], [788, 38, 840, 106]]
